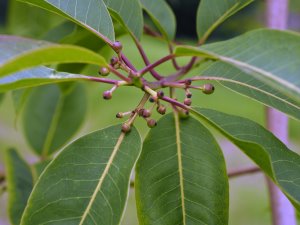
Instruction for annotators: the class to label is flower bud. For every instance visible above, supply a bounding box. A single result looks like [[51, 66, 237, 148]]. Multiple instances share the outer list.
[[121, 123, 131, 133], [184, 98, 192, 106], [110, 56, 119, 66], [142, 109, 151, 118], [202, 84, 215, 95], [98, 67, 110, 76], [112, 41, 123, 53], [157, 105, 166, 115], [157, 90, 164, 98], [147, 119, 157, 128], [116, 112, 123, 118], [103, 91, 112, 100]]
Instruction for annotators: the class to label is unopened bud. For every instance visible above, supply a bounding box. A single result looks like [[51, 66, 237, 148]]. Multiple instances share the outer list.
[[121, 123, 131, 133], [116, 112, 123, 118], [98, 67, 110, 76], [184, 98, 192, 106], [157, 105, 166, 115], [142, 109, 151, 118], [103, 91, 112, 100], [157, 90, 164, 98], [202, 84, 215, 95], [147, 119, 157, 128], [112, 41, 123, 53]]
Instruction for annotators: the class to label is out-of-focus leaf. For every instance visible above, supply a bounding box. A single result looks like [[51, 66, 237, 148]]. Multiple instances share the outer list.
[[7, 0, 64, 37], [103, 0, 143, 40], [0, 35, 107, 78], [140, 0, 176, 40], [5, 149, 33, 225], [21, 125, 142, 225], [22, 83, 87, 156], [175, 29, 300, 105], [136, 114, 228, 225], [0, 93, 4, 104], [192, 108, 300, 210], [196, 0, 253, 42], [19, 0, 115, 42]]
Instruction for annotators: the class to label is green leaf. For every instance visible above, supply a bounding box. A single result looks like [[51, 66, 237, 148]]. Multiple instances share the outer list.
[[5, 149, 34, 225], [7, 0, 64, 38], [0, 93, 4, 104], [0, 66, 92, 93], [135, 114, 228, 225], [194, 61, 300, 121], [196, 0, 253, 42], [0, 35, 107, 78], [140, 0, 176, 40], [19, 0, 115, 42], [21, 125, 142, 225], [175, 29, 300, 104], [192, 108, 300, 210], [103, 0, 143, 40], [22, 83, 87, 156]]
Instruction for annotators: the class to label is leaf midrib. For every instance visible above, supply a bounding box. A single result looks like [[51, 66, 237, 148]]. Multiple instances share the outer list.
[[41, 93, 65, 157], [174, 113, 186, 225], [79, 132, 126, 224]]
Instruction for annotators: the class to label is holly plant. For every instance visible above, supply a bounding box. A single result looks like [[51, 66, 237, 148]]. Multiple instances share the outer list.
[[1, 0, 300, 225]]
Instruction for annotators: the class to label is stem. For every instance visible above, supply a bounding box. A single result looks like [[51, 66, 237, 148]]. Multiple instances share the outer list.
[[109, 65, 131, 82], [87, 77, 125, 85], [133, 37, 163, 80], [121, 53, 137, 72], [168, 44, 181, 70], [265, 1, 296, 225], [138, 54, 175, 76], [161, 96, 188, 110], [228, 167, 260, 178], [126, 93, 150, 126]]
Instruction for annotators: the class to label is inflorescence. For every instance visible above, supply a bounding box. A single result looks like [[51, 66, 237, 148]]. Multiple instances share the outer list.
[[94, 41, 215, 133]]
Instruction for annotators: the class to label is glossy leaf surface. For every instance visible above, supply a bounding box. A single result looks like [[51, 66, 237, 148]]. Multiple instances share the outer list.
[[22, 83, 87, 156], [192, 108, 300, 210], [196, 0, 253, 42], [19, 0, 115, 42], [0, 35, 107, 78], [176, 29, 300, 104], [21, 125, 142, 225], [5, 149, 33, 225], [136, 114, 228, 225], [140, 0, 176, 40]]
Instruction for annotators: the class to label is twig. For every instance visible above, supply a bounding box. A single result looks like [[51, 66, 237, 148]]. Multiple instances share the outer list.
[[228, 167, 260, 178]]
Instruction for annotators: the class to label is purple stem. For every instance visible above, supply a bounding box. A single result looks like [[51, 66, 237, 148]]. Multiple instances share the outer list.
[[133, 37, 163, 80], [138, 54, 175, 76], [121, 53, 137, 72], [87, 77, 121, 85], [161, 96, 188, 110], [109, 65, 131, 82]]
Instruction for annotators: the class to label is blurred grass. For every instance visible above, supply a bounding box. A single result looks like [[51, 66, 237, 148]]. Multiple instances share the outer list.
[[0, 31, 300, 225]]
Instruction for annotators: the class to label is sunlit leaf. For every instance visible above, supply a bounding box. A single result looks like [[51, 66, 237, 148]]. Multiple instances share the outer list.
[[0, 35, 107, 78]]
